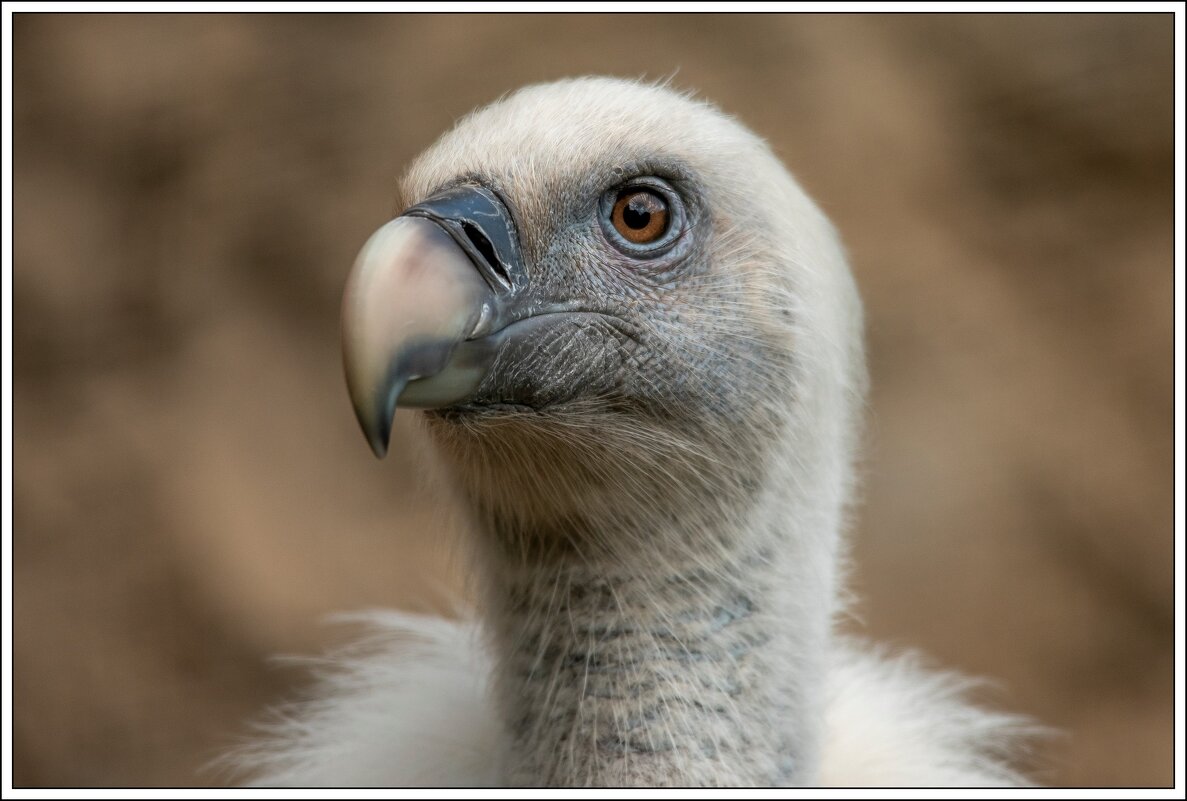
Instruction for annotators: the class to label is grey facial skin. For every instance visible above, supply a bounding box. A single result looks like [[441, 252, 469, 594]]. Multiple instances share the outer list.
[[341, 168, 710, 459]]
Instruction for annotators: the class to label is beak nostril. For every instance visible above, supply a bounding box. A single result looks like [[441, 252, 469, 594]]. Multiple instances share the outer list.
[[462, 222, 511, 289], [402, 184, 523, 295]]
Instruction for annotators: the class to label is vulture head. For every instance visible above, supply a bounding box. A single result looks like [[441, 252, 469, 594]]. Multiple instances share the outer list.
[[239, 78, 1030, 789], [336, 78, 874, 784], [344, 78, 865, 562]]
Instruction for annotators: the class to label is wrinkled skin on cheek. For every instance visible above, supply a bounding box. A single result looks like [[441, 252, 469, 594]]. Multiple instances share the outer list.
[[470, 314, 637, 411], [419, 257, 793, 545]]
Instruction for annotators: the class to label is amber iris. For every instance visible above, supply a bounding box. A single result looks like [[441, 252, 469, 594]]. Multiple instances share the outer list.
[[611, 189, 669, 244]]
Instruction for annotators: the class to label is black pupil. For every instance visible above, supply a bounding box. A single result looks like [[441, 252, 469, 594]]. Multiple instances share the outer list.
[[623, 195, 654, 230]]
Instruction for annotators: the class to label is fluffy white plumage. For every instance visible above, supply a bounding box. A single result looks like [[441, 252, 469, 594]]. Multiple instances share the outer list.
[[230, 77, 1037, 787], [234, 612, 1033, 787]]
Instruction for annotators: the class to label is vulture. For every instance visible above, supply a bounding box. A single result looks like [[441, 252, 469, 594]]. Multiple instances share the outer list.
[[234, 77, 1034, 787]]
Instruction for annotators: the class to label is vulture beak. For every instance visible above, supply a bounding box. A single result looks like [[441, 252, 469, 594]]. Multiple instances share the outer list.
[[342, 185, 525, 458]]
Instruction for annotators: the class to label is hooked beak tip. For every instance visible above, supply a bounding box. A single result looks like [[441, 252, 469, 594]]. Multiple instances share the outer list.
[[346, 374, 397, 460], [368, 434, 389, 460]]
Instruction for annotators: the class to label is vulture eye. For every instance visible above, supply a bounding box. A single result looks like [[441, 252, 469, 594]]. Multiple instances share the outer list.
[[600, 178, 685, 257], [611, 190, 668, 244]]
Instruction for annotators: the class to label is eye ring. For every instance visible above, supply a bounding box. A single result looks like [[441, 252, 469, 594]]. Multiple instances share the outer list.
[[599, 178, 686, 257]]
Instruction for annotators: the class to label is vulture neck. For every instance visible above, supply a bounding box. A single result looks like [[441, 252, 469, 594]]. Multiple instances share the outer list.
[[464, 424, 846, 787]]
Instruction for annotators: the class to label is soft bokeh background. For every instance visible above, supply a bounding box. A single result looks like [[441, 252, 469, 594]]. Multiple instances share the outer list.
[[12, 13, 1174, 788]]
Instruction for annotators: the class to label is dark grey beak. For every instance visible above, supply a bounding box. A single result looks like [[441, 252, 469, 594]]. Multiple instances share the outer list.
[[341, 185, 524, 457]]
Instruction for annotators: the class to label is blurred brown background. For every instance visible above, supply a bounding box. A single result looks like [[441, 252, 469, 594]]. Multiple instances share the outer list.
[[12, 13, 1174, 788]]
